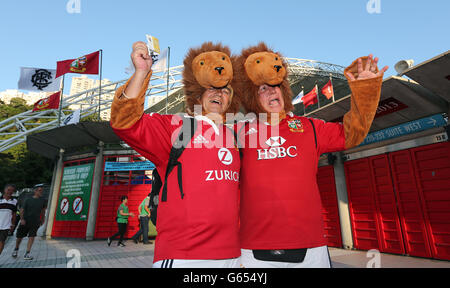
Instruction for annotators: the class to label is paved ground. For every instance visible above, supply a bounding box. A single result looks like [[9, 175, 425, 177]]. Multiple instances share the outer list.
[[1, 234, 449, 268], [0, 234, 154, 268], [329, 247, 450, 268]]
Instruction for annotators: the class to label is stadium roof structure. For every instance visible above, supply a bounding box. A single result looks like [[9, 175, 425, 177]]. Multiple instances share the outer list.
[[403, 50, 450, 103], [22, 58, 351, 158], [302, 51, 449, 132], [26, 121, 118, 159], [8, 52, 449, 159]]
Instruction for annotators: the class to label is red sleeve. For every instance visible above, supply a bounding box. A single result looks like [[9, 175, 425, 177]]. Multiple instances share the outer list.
[[309, 118, 346, 156], [112, 113, 181, 167]]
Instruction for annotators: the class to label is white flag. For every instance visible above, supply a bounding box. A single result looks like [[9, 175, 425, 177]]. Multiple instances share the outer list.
[[63, 109, 81, 126], [125, 59, 135, 75], [292, 90, 304, 105], [18, 67, 62, 92], [152, 49, 168, 72]]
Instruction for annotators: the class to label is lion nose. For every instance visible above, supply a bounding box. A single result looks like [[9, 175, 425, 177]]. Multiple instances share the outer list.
[[215, 67, 224, 75], [274, 65, 282, 72]]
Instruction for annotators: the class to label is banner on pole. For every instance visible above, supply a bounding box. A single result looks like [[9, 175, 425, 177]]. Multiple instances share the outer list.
[[321, 80, 334, 100], [292, 90, 304, 105], [32, 91, 61, 112], [63, 109, 81, 126], [18, 67, 62, 92], [152, 48, 168, 72], [56, 51, 100, 78], [303, 85, 319, 108]]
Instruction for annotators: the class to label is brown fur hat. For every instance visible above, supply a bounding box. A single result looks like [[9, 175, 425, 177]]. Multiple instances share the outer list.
[[233, 42, 293, 114], [182, 42, 240, 115]]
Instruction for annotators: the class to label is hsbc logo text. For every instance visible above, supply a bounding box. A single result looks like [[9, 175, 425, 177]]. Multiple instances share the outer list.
[[258, 136, 297, 160]]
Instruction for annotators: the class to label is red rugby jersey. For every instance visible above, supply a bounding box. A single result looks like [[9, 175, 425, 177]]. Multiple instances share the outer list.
[[238, 113, 346, 250], [112, 113, 241, 262]]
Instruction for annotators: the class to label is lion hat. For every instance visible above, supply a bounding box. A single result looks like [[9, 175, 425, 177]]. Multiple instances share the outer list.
[[233, 42, 293, 115], [182, 42, 240, 116]]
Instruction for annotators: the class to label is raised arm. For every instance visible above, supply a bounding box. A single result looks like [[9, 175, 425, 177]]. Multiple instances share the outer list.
[[111, 41, 153, 130], [110, 41, 177, 167], [343, 54, 388, 149]]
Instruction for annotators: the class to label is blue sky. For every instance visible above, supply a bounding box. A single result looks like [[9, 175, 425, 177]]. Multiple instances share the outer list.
[[0, 0, 449, 92]]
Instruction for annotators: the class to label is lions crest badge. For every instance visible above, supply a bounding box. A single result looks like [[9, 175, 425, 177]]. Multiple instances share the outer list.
[[70, 56, 88, 73], [287, 119, 304, 133]]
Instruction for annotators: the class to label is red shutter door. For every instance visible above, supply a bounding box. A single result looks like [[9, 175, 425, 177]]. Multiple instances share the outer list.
[[125, 185, 151, 238], [345, 158, 381, 251], [410, 142, 450, 260], [317, 165, 342, 248], [94, 185, 151, 239], [94, 185, 128, 239], [368, 155, 405, 254], [52, 221, 88, 238], [94, 155, 153, 239], [389, 150, 433, 258]]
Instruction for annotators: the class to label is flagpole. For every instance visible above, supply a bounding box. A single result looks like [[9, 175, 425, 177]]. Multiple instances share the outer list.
[[300, 86, 305, 115], [316, 84, 320, 109], [330, 75, 335, 103], [57, 75, 65, 127], [98, 49, 103, 121], [165, 46, 171, 115]]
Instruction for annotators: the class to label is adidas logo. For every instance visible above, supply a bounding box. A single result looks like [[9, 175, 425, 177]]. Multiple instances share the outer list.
[[246, 127, 258, 136], [193, 135, 209, 144]]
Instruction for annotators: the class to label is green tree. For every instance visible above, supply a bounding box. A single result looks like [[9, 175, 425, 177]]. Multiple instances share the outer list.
[[0, 99, 54, 190]]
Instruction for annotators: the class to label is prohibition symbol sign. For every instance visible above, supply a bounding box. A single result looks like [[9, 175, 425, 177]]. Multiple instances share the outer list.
[[60, 198, 69, 215], [72, 197, 83, 215]]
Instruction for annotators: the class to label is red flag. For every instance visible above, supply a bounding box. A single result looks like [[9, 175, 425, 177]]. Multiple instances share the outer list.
[[56, 51, 100, 78], [321, 79, 334, 100], [303, 85, 318, 108], [33, 91, 61, 112]]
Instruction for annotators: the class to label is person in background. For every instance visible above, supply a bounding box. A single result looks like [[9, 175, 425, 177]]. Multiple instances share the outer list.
[[107, 196, 134, 247], [12, 184, 47, 260], [131, 195, 152, 245], [0, 184, 17, 255]]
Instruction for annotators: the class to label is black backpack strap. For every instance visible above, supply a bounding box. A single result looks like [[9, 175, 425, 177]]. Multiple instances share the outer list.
[[161, 116, 197, 202], [308, 118, 318, 149], [225, 121, 243, 159], [149, 169, 162, 207]]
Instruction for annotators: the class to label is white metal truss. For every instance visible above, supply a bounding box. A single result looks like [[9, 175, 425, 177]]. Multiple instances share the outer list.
[[1, 58, 346, 153], [0, 66, 184, 153], [285, 58, 346, 80]]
